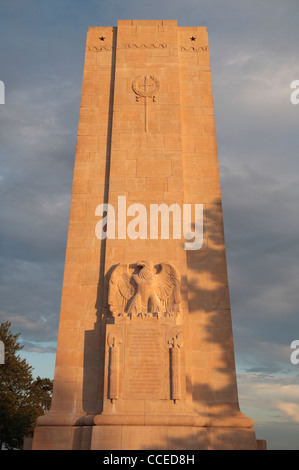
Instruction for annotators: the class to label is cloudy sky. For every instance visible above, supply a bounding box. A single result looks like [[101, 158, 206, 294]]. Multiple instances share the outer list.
[[0, 0, 298, 450]]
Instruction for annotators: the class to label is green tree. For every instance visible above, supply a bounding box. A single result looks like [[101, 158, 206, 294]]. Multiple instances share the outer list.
[[0, 321, 53, 450], [31, 376, 53, 414]]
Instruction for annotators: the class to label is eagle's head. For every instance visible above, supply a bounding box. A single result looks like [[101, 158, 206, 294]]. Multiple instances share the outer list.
[[136, 260, 153, 269], [136, 260, 154, 279]]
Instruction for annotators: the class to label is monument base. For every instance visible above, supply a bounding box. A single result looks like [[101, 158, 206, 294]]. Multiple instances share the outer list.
[[31, 422, 261, 450], [90, 425, 258, 450]]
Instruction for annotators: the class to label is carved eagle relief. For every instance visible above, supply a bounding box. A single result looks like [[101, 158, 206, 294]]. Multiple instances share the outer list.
[[108, 260, 181, 319]]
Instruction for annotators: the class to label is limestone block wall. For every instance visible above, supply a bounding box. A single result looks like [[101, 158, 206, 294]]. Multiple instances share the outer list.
[[34, 22, 253, 445]]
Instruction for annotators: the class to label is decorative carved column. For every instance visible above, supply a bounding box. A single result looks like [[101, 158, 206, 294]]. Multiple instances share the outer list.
[[168, 332, 183, 404], [107, 333, 122, 403]]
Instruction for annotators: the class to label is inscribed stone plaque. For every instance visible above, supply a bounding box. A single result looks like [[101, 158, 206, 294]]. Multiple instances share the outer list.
[[124, 325, 166, 400]]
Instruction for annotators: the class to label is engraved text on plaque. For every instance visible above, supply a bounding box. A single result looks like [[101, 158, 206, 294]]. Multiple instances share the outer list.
[[124, 326, 165, 399]]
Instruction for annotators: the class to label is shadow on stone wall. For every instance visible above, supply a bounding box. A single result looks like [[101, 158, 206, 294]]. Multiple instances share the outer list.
[[78, 197, 258, 449]]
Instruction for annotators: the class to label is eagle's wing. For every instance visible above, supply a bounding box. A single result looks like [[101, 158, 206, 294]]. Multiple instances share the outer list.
[[108, 264, 136, 316], [154, 263, 181, 310]]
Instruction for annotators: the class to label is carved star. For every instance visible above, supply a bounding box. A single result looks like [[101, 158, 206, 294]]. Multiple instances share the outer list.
[[190, 36, 196, 41], [99, 36, 105, 41]]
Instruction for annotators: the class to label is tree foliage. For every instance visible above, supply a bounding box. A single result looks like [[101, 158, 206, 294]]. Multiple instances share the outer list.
[[0, 321, 53, 450]]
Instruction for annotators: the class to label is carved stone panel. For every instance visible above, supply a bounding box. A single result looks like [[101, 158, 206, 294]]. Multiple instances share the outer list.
[[132, 75, 160, 101], [108, 260, 181, 320], [131, 76, 160, 132], [124, 325, 166, 400], [127, 43, 167, 49]]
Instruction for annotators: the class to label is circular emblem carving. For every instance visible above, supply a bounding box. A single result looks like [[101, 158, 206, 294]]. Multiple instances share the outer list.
[[132, 75, 160, 101]]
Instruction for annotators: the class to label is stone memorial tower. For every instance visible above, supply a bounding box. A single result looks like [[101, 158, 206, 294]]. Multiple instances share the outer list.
[[31, 20, 264, 450]]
